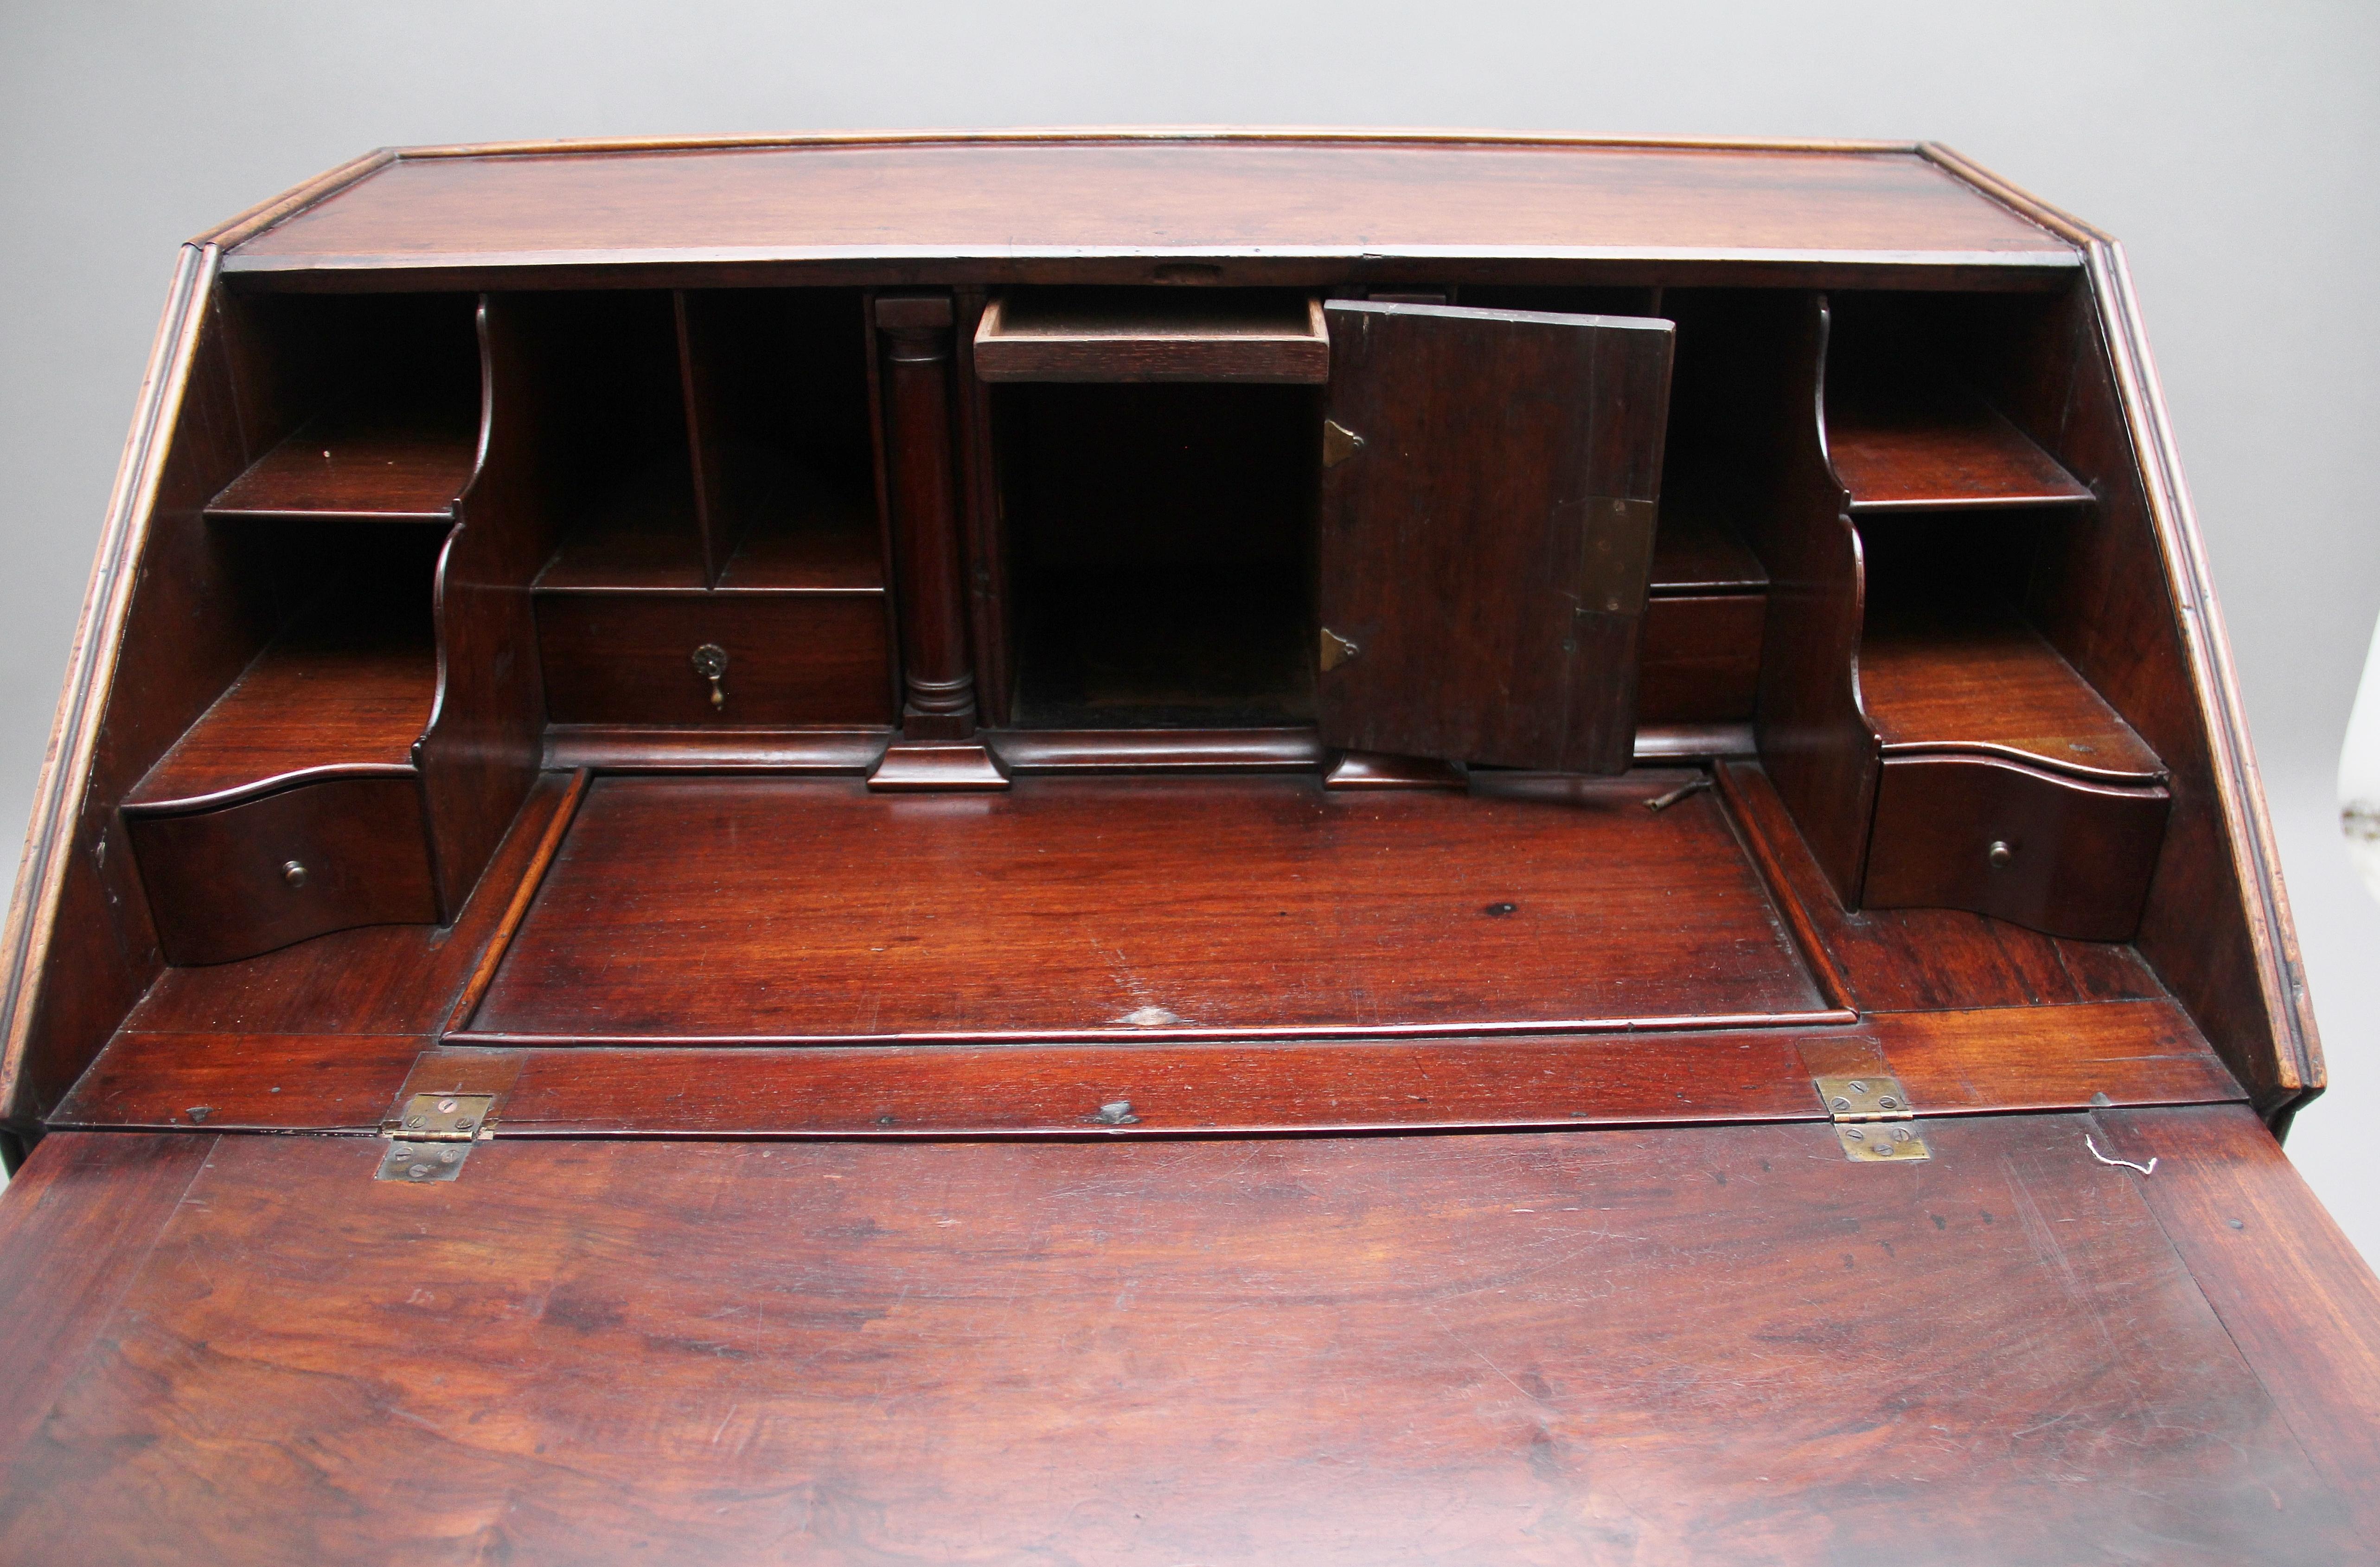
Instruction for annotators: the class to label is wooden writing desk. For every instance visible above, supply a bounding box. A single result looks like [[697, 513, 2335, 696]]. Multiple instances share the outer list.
[[0, 131, 2374, 1563]]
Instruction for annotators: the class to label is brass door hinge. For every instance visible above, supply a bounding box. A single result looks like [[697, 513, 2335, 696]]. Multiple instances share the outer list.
[[1322, 419, 1366, 467], [1814, 1074, 1932, 1163], [376, 1092, 498, 1182]]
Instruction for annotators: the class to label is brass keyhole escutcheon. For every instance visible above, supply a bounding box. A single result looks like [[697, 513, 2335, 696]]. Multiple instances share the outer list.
[[691, 644, 729, 710]]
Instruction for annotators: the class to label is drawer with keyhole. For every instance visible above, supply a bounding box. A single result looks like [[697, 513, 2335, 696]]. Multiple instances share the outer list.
[[534, 592, 894, 726]]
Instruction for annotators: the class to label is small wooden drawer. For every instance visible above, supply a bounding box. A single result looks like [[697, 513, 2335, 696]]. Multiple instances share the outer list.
[[1861, 754, 2170, 941], [1636, 593, 1765, 724], [125, 777, 440, 966], [974, 291, 1330, 384], [535, 592, 895, 726]]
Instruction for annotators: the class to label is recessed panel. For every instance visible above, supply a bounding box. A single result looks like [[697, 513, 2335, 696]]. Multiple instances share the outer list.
[[465, 773, 1827, 1041]]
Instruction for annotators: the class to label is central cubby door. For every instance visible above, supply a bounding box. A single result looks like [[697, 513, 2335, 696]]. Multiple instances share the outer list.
[[1315, 301, 1675, 773]]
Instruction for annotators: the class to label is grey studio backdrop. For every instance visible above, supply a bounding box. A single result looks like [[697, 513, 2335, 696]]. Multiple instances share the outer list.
[[2, 2, 2375, 1260]]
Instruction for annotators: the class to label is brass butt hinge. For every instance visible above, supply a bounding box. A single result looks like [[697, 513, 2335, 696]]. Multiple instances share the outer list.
[[1814, 1074, 1932, 1163], [1321, 419, 1366, 468], [376, 1092, 498, 1182]]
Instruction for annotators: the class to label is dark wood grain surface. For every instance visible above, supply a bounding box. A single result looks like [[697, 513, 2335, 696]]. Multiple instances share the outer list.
[[1718, 760, 2168, 1012], [1317, 301, 1671, 772], [877, 293, 979, 742], [0, 1132, 211, 1463], [49, 997, 2242, 1137], [1637, 593, 1764, 723], [124, 777, 440, 965], [123, 772, 579, 1039], [534, 592, 894, 726], [1957, 278, 2320, 1111], [124, 626, 435, 808], [1742, 295, 1882, 903], [204, 410, 478, 522], [2, 255, 266, 1127], [1, 140, 2360, 1566], [974, 289, 1330, 383], [542, 726, 889, 772], [463, 773, 1830, 1041], [0, 1111, 2364, 1565], [1829, 395, 2093, 510], [2097, 1104, 2380, 1535], [1648, 504, 1768, 595], [51, 1031, 428, 1131], [535, 514, 884, 592], [1864, 754, 2171, 941], [222, 137, 2078, 275], [1859, 607, 2164, 779]]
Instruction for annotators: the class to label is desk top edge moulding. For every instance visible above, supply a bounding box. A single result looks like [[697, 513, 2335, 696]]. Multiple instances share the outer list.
[[0, 131, 2366, 1566]]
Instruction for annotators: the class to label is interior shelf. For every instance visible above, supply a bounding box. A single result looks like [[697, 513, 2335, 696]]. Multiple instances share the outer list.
[[127, 613, 435, 808], [975, 289, 1330, 384], [1650, 499, 1767, 595], [205, 409, 479, 524], [1828, 392, 2092, 513], [1858, 604, 2162, 778]]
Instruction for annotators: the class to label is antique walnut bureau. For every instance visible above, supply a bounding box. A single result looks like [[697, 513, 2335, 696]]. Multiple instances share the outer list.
[[0, 130, 2374, 1563]]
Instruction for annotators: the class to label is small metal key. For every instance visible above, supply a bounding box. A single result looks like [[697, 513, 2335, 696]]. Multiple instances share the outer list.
[[691, 643, 729, 710]]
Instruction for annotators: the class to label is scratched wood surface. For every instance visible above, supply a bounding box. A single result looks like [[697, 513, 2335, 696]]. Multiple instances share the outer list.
[[51, 998, 2243, 1137], [0, 1111, 2365, 1565], [462, 772, 1828, 1042]]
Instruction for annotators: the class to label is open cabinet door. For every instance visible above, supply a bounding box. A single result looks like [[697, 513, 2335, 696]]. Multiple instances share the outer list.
[[1316, 301, 1674, 772]]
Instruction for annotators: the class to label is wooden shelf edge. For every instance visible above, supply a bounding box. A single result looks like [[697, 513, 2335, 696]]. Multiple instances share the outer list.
[[122, 761, 422, 817], [1856, 611, 2166, 779], [1828, 398, 2092, 512], [542, 727, 889, 773], [1874, 738, 2168, 789], [204, 417, 478, 524], [441, 1009, 1864, 1050]]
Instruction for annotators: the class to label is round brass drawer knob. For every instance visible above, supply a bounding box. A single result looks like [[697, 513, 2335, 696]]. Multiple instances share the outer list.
[[1986, 840, 2015, 870], [282, 860, 308, 888]]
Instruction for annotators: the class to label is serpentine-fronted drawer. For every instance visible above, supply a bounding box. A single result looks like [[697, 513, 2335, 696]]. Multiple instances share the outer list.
[[1861, 753, 2170, 942], [124, 776, 440, 965]]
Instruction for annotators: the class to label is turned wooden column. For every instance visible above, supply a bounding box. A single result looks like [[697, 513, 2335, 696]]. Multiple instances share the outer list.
[[876, 293, 977, 742]]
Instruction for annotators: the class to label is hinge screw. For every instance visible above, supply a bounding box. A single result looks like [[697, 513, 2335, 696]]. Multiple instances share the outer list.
[[1877, 1096, 1900, 1110], [408, 1163, 432, 1179], [1847, 1080, 1868, 1094], [453, 1118, 474, 1131], [437, 1098, 458, 1113], [405, 1115, 425, 1128], [1831, 1097, 1853, 1112]]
